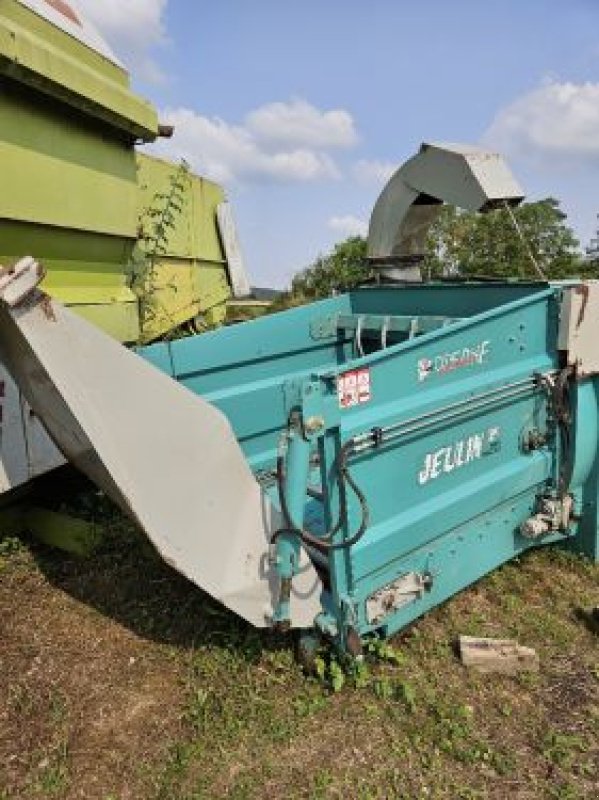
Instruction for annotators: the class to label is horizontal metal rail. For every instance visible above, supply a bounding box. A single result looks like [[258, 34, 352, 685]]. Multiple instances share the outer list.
[[337, 313, 462, 335], [350, 374, 550, 455]]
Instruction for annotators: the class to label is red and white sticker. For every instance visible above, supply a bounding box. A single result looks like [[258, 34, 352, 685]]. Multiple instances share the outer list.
[[337, 368, 371, 409]]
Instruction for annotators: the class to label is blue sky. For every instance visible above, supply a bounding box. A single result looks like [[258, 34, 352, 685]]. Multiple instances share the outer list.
[[75, 0, 599, 287]]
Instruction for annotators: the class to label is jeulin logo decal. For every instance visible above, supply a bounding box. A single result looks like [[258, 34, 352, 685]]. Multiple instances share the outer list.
[[418, 426, 501, 485]]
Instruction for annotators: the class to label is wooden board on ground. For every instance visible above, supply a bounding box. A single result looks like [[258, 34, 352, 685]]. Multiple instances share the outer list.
[[459, 635, 539, 674]]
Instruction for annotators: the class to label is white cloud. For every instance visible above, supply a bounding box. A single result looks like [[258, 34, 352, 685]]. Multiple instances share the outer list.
[[328, 215, 368, 237], [245, 99, 358, 150], [71, 0, 168, 82], [484, 80, 599, 161], [152, 102, 356, 185], [353, 159, 397, 185]]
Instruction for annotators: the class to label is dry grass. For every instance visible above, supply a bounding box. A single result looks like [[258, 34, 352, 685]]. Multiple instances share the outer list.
[[0, 494, 597, 800]]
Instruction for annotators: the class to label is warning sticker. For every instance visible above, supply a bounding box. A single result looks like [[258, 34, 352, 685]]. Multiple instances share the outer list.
[[337, 368, 371, 409]]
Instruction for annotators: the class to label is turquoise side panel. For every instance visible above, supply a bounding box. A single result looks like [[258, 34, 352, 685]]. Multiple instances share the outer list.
[[141, 294, 353, 466], [137, 281, 598, 646]]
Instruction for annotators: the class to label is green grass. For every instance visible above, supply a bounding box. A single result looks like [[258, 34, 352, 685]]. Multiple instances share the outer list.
[[0, 495, 597, 799]]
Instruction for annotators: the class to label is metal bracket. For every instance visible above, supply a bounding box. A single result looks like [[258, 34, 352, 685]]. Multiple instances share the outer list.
[[0, 257, 45, 308], [558, 283, 599, 378], [310, 315, 338, 341], [282, 377, 333, 438], [366, 571, 432, 625]]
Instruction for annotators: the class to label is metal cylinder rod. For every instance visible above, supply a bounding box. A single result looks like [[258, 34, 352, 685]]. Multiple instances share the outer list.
[[273, 422, 312, 626]]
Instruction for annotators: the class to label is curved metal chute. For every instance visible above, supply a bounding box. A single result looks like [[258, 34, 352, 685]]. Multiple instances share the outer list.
[[367, 142, 524, 280], [0, 259, 322, 628]]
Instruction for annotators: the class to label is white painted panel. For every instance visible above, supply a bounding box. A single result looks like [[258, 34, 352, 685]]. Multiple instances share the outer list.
[[216, 202, 251, 298], [0, 365, 66, 494], [17, 0, 122, 65], [0, 366, 29, 492], [558, 282, 599, 377], [0, 265, 321, 628]]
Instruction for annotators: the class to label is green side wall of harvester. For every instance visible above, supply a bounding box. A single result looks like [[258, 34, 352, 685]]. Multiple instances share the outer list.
[[0, 0, 235, 344]]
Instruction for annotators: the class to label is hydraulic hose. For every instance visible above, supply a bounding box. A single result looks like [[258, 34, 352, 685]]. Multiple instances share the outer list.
[[274, 438, 369, 552], [538, 367, 573, 497]]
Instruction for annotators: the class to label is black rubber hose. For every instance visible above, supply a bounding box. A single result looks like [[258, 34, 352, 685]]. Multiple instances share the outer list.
[[537, 368, 573, 498], [274, 440, 369, 551], [273, 453, 341, 548]]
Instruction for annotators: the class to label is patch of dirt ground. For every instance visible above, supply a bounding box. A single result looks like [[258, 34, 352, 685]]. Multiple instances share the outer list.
[[0, 535, 189, 800]]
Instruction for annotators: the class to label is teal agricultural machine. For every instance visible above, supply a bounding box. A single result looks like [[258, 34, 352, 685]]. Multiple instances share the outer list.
[[0, 143, 597, 656]]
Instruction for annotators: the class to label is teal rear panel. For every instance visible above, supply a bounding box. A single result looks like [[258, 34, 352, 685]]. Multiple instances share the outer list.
[[326, 287, 559, 635]]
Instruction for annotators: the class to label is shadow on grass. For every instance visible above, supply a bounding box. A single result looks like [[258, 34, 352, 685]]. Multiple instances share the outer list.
[[26, 473, 290, 663], [572, 606, 599, 637]]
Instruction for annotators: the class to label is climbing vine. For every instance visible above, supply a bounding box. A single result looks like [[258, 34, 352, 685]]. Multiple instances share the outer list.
[[129, 159, 191, 340], [137, 159, 190, 261]]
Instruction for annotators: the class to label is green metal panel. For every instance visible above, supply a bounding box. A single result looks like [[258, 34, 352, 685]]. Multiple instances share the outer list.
[[136, 154, 226, 262], [0, 505, 101, 556], [0, 221, 132, 289], [1, 0, 127, 83], [0, 219, 139, 341], [134, 256, 229, 342], [191, 173, 229, 263], [133, 154, 230, 341], [0, 14, 142, 344], [0, 4, 235, 344], [72, 302, 139, 343], [0, 0, 158, 140], [0, 81, 139, 237]]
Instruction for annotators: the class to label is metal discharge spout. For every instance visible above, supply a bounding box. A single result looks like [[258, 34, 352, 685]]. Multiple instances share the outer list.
[[367, 142, 524, 281]]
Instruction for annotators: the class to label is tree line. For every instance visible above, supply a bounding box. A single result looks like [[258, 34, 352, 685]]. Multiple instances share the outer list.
[[273, 199, 598, 308]]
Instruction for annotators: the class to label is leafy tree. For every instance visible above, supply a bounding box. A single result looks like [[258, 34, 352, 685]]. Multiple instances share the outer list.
[[291, 236, 369, 298], [423, 198, 585, 280], [279, 198, 586, 310]]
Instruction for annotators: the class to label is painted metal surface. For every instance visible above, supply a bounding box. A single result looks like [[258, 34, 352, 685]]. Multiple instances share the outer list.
[[0, 0, 150, 344], [0, 0, 251, 500], [0, 112, 595, 655], [133, 155, 232, 341], [558, 282, 599, 377], [1, 1, 157, 139], [0, 88, 140, 238], [216, 202, 251, 298], [18, 0, 121, 64], [141, 278, 598, 650], [0, 260, 322, 628], [0, 2, 250, 347], [367, 143, 524, 280], [0, 505, 103, 555], [0, 363, 65, 492]]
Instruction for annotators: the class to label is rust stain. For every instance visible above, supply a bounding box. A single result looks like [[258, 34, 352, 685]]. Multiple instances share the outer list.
[[43, 0, 81, 26], [574, 284, 589, 330], [38, 294, 56, 322]]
